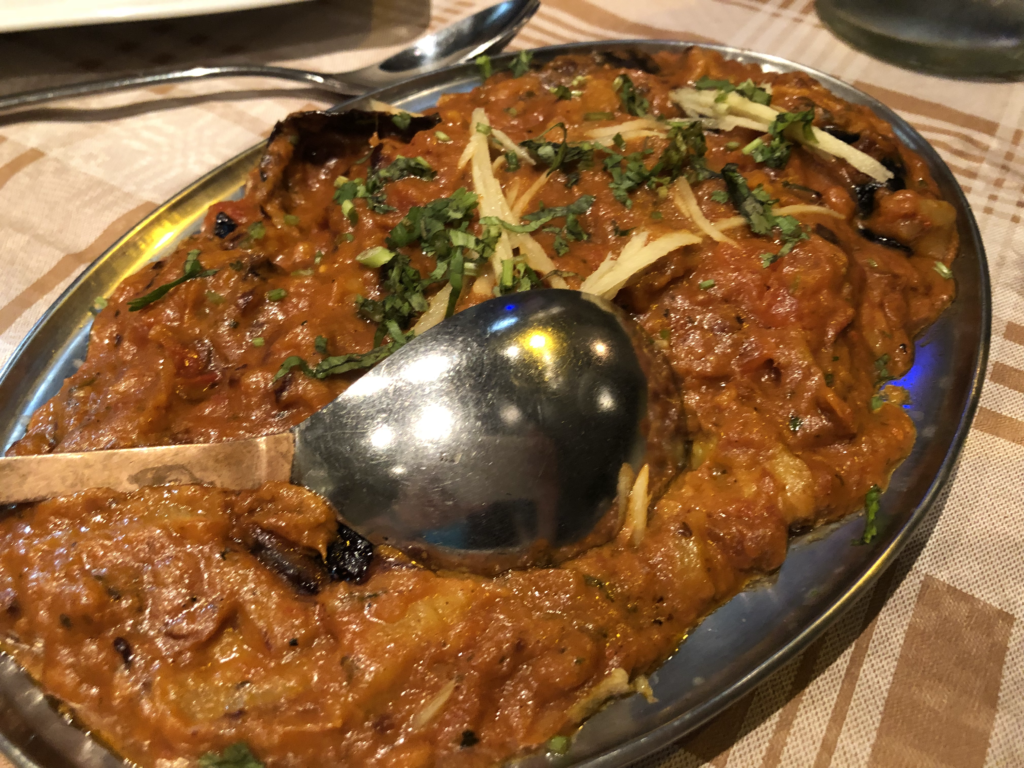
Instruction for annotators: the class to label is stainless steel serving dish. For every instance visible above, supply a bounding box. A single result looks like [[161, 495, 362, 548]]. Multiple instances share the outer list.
[[0, 42, 989, 768]]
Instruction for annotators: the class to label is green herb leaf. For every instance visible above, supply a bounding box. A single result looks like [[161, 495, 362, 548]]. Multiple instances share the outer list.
[[612, 221, 634, 237], [127, 249, 218, 311], [721, 164, 807, 263], [206, 291, 224, 304], [391, 112, 412, 130], [870, 394, 885, 411], [247, 222, 266, 241], [699, 279, 715, 290], [475, 54, 493, 79], [435, 130, 452, 142], [874, 353, 892, 384], [198, 742, 265, 768], [549, 85, 573, 101], [508, 51, 533, 78], [356, 246, 396, 268], [743, 110, 815, 169], [315, 337, 407, 377], [283, 214, 300, 226], [546, 736, 571, 755], [710, 190, 730, 203], [613, 73, 649, 117], [504, 151, 521, 172], [273, 355, 313, 382], [487, 195, 595, 256], [314, 335, 329, 354], [694, 75, 771, 105], [251, 337, 265, 347], [860, 485, 881, 544]]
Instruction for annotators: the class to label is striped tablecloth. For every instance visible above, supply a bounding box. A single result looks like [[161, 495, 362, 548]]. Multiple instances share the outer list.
[[0, 1, 1021, 766]]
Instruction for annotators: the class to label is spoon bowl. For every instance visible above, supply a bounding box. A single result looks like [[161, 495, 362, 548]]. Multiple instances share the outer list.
[[294, 290, 668, 572]]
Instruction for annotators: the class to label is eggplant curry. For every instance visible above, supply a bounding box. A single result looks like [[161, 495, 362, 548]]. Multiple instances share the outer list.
[[0, 48, 956, 768]]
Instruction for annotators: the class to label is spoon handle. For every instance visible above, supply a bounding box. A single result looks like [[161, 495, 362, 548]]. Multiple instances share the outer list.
[[0, 432, 294, 504], [0, 65, 361, 115]]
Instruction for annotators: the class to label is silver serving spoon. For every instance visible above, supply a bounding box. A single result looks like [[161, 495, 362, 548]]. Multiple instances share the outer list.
[[0, 0, 539, 115], [0, 291, 675, 574]]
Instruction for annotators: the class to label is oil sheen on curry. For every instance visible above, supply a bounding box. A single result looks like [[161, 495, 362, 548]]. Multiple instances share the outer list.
[[1, 48, 956, 768]]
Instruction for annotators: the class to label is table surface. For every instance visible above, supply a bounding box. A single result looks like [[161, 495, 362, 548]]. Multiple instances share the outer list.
[[0, 1, 1021, 767]]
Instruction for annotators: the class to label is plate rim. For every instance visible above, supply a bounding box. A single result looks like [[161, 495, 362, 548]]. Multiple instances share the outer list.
[[0, 0, 312, 34], [0, 39, 992, 768]]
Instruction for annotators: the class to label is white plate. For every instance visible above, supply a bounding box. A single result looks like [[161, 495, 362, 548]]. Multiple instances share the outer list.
[[0, 0, 313, 33]]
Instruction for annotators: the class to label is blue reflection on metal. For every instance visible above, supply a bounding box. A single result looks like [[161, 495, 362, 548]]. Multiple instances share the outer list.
[[505, 304, 516, 311], [887, 328, 942, 423], [489, 315, 519, 333]]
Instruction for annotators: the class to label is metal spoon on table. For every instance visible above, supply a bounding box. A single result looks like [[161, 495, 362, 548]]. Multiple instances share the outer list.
[[0, 291, 682, 575], [0, 0, 539, 115]]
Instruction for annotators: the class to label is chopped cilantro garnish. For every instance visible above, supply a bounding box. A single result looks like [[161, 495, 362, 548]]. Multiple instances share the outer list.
[[546, 736, 571, 755], [266, 288, 287, 302], [334, 156, 436, 216], [251, 337, 265, 347], [699, 279, 715, 290], [475, 54, 492, 79], [283, 214, 300, 226], [314, 335, 329, 354], [613, 73, 649, 116], [870, 394, 885, 411], [91, 296, 108, 312], [274, 337, 407, 383], [721, 164, 807, 264], [206, 290, 224, 304], [247, 222, 266, 240], [789, 415, 802, 432], [128, 249, 218, 311], [356, 246, 396, 268], [504, 151, 521, 171], [496, 257, 543, 295], [874, 353, 892, 383], [391, 112, 412, 130], [520, 123, 597, 188], [650, 211, 663, 220], [710, 190, 730, 203], [550, 85, 573, 100], [860, 485, 881, 544], [198, 742, 264, 768], [508, 50, 533, 77], [488, 195, 595, 256], [694, 76, 771, 105], [743, 110, 815, 169], [601, 121, 713, 208], [585, 111, 615, 121]]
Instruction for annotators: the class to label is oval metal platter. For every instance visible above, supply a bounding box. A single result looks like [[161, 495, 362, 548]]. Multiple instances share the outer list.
[[0, 41, 990, 768]]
